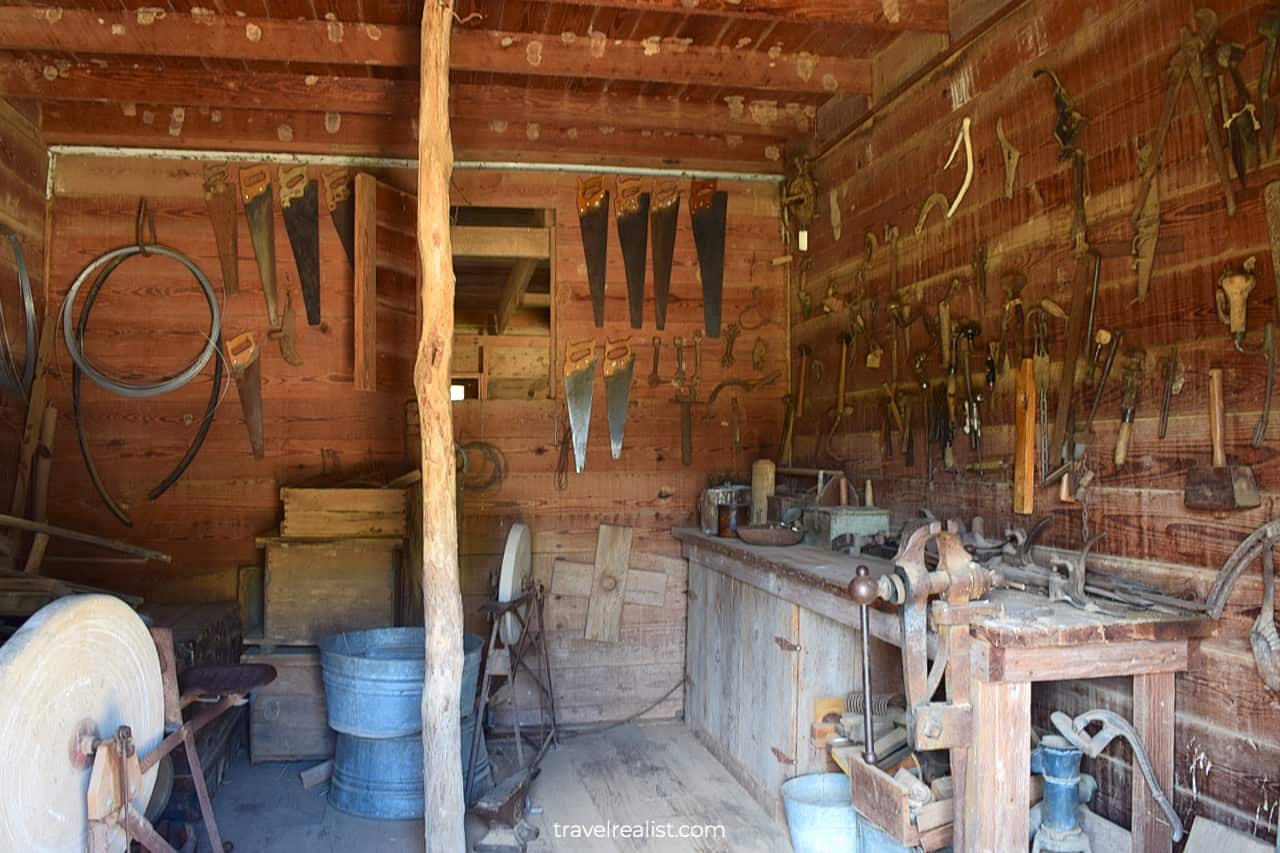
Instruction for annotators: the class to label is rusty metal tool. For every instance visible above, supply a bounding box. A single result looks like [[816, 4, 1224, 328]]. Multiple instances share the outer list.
[[1267, 183, 1280, 331], [226, 332, 265, 458], [578, 177, 609, 327], [997, 270, 1026, 373], [1261, 11, 1280, 155], [1086, 328, 1113, 386], [822, 335, 854, 461], [1217, 40, 1260, 184], [672, 335, 687, 386], [279, 164, 322, 325], [239, 163, 279, 325], [957, 319, 983, 454], [863, 299, 884, 369], [1113, 349, 1146, 466], [1030, 307, 1052, 480], [650, 180, 679, 331], [675, 386, 697, 466], [779, 394, 797, 466], [721, 323, 740, 369], [1085, 330, 1122, 435], [1248, 322, 1276, 449], [752, 338, 767, 372], [616, 176, 650, 329], [795, 344, 812, 419], [692, 330, 704, 386], [690, 178, 727, 338], [1158, 346, 1183, 439], [704, 370, 780, 414], [997, 117, 1021, 198], [1185, 367, 1260, 510], [974, 244, 989, 311], [603, 337, 635, 460], [268, 291, 303, 367], [563, 339, 598, 473], [1132, 143, 1161, 303], [202, 163, 238, 294], [1050, 249, 1101, 466], [647, 336, 662, 388], [322, 167, 356, 267]]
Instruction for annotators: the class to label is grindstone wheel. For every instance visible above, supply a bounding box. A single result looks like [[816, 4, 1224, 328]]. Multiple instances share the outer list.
[[0, 594, 164, 852], [497, 522, 532, 646]]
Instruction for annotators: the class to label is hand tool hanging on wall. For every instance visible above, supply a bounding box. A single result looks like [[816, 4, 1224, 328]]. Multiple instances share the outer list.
[[647, 336, 662, 388], [822, 335, 854, 462], [1050, 250, 1101, 467], [563, 339, 598, 474], [202, 163, 239, 295], [602, 338, 634, 460], [269, 291, 304, 366], [690, 179, 727, 338], [996, 117, 1020, 199], [279, 165, 322, 326], [1014, 358, 1036, 515], [794, 344, 812, 419], [1029, 307, 1052, 480], [1209, 522, 1280, 692], [1216, 40, 1260, 185], [721, 324, 739, 369], [322, 167, 357, 267], [1132, 143, 1160, 303], [674, 384, 697, 466], [649, 181, 679, 331], [615, 177, 650, 330], [1158, 347, 1183, 439], [577, 177, 609, 328], [1261, 11, 1280, 154], [226, 332, 265, 459], [1113, 349, 1146, 466], [996, 271, 1025, 374], [1219, 258, 1278, 447], [1084, 330, 1122, 442], [1186, 367, 1260, 509], [778, 394, 796, 466], [240, 164, 280, 326]]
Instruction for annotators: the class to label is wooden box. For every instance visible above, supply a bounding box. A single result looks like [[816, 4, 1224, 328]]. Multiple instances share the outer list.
[[280, 487, 408, 538], [241, 647, 334, 763], [259, 537, 400, 646]]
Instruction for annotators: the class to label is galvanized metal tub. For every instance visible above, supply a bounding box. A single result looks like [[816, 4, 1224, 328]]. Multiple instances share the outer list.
[[320, 628, 484, 738], [329, 722, 491, 820]]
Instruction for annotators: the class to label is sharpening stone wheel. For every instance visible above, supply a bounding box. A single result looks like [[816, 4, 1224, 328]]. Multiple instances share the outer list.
[[0, 594, 164, 853], [497, 522, 532, 646]]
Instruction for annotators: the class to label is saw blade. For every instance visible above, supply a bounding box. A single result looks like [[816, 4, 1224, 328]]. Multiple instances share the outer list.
[[239, 164, 279, 326], [690, 179, 728, 338], [616, 177, 650, 329], [323, 167, 357, 267], [603, 340, 635, 459], [564, 340, 598, 474], [649, 183, 679, 332], [578, 177, 609, 328], [202, 163, 239, 294], [279, 165, 322, 326]]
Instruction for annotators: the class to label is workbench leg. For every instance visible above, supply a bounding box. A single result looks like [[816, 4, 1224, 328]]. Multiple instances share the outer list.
[[1132, 671, 1176, 853], [963, 679, 1031, 853]]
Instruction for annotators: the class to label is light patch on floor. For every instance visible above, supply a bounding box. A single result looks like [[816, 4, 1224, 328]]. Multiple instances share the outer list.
[[212, 722, 792, 852]]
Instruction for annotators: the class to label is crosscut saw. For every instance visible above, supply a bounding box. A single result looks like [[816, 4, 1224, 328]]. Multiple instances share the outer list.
[[603, 338, 635, 459], [226, 331, 265, 458], [202, 163, 239, 294], [239, 164, 279, 326], [323, 167, 357, 267], [690, 179, 727, 338], [564, 339, 598, 474], [578, 177, 609, 328], [616, 177, 650, 329], [650, 181, 679, 331], [279, 165, 322, 326]]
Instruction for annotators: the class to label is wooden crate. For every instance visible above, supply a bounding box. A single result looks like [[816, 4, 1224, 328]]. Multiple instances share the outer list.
[[241, 647, 334, 763], [280, 487, 408, 538], [259, 537, 400, 646]]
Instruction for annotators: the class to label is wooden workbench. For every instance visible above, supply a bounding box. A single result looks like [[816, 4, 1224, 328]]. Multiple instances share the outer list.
[[675, 529, 1216, 853]]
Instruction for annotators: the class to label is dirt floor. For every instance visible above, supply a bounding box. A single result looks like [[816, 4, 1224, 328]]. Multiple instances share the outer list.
[[212, 720, 794, 852]]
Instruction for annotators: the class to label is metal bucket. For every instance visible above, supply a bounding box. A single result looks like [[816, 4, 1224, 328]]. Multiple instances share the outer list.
[[782, 773, 859, 853], [320, 628, 484, 737], [329, 722, 491, 820]]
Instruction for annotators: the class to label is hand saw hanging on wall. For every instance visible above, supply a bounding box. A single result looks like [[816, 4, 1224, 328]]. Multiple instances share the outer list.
[[578, 177, 609, 328], [690, 179, 728, 339], [279, 165, 322, 326], [649, 180, 680, 332], [615, 177, 650, 329], [603, 338, 635, 459], [323, 167, 357, 267], [202, 163, 239, 294], [564, 339, 599, 473], [239, 164, 279, 326]]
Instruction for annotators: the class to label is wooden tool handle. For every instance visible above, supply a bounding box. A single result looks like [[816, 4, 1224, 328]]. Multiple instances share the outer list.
[[1114, 421, 1132, 466], [1013, 358, 1035, 515], [1209, 367, 1226, 467], [1220, 272, 1254, 335]]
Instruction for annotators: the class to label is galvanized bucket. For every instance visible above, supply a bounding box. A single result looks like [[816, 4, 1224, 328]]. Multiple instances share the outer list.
[[782, 773, 859, 853], [320, 628, 484, 737]]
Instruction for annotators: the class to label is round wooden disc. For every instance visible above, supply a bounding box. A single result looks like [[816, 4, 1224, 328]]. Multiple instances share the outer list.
[[497, 522, 532, 646], [0, 595, 163, 852]]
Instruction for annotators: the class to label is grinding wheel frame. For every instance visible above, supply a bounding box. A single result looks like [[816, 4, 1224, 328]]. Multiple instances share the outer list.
[[0, 595, 164, 853], [498, 523, 532, 646]]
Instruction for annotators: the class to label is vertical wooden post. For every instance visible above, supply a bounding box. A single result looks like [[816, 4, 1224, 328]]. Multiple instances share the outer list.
[[963, 671, 1030, 852], [415, 3, 463, 850], [1131, 672, 1176, 853]]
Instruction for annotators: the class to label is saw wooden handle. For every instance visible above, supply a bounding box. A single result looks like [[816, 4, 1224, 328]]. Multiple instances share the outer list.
[[1209, 367, 1226, 468]]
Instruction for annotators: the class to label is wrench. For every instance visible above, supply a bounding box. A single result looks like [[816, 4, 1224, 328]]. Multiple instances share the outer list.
[[647, 336, 662, 388]]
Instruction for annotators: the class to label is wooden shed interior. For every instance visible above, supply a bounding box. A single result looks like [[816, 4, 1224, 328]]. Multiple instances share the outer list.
[[2, 0, 1280, 851]]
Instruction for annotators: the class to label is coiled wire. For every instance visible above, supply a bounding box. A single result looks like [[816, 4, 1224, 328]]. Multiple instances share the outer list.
[[0, 225, 36, 399]]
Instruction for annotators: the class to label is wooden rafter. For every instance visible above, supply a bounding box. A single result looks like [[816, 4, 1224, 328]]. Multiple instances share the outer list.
[[0, 8, 871, 95], [0, 60, 811, 137], [547, 0, 949, 30]]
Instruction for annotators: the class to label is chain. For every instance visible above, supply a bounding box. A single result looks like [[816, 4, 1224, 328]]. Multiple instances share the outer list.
[[1079, 470, 1091, 544]]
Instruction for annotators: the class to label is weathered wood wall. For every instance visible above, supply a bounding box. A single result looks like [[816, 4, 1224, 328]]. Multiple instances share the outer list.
[[26, 157, 784, 725], [0, 98, 46, 495], [798, 0, 1280, 841]]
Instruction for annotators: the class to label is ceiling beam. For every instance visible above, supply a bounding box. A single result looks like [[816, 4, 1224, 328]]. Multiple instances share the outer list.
[[0, 59, 810, 137], [0, 8, 871, 95], [40, 102, 787, 173], [498, 258, 542, 334], [546, 0, 949, 30]]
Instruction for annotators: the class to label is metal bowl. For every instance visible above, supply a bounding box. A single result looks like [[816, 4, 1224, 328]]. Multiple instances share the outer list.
[[736, 524, 805, 547]]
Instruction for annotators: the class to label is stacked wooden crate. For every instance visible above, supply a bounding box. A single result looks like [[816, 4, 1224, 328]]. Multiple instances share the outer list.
[[241, 487, 408, 763]]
